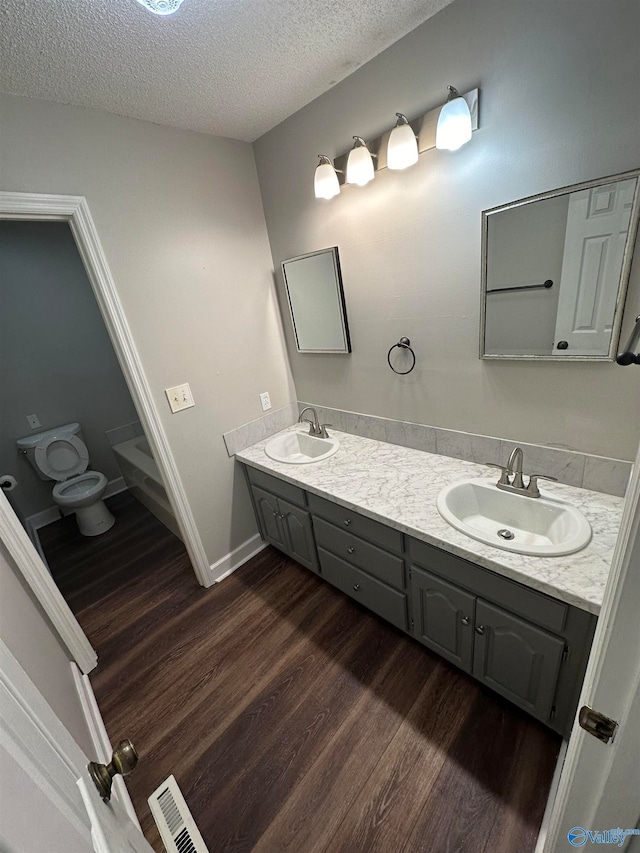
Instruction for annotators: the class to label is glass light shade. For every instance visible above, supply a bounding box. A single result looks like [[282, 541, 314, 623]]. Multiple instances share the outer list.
[[314, 160, 341, 199], [346, 144, 375, 186], [436, 95, 472, 151], [387, 122, 419, 170], [134, 0, 185, 15]]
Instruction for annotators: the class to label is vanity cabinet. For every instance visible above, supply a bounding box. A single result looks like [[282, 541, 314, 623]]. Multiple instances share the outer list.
[[246, 471, 318, 573], [408, 538, 596, 734], [241, 464, 596, 736], [411, 566, 565, 721]]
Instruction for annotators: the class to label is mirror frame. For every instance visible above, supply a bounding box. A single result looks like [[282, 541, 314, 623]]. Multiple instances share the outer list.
[[479, 168, 640, 361], [282, 246, 352, 354]]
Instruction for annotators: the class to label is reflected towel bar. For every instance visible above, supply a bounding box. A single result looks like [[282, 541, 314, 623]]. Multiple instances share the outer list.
[[616, 314, 640, 365], [486, 279, 554, 295]]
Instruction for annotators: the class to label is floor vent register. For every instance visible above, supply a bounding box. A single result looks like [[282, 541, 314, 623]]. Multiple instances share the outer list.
[[148, 775, 209, 853]]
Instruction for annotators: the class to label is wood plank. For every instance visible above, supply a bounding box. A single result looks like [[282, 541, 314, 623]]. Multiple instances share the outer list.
[[324, 662, 480, 853], [253, 639, 435, 853]]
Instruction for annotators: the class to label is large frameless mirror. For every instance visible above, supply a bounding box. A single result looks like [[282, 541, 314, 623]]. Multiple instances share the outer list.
[[281, 246, 351, 354], [480, 170, 640, 360]]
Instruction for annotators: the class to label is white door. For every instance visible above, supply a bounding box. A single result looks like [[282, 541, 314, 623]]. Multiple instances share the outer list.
[[543, 442, 640, 849], [0, 640, 153, 853], [554, 179, 635, 355]]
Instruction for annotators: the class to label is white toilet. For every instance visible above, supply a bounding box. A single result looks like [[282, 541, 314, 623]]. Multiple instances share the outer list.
[[17, 423, 115, 537]]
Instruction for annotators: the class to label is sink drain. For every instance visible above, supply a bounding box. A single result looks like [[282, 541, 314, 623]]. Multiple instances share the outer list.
[[497, 528, 515, 540]]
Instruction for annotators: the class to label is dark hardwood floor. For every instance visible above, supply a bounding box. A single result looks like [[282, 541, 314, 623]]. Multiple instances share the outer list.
[[40, 492, 561, 853]]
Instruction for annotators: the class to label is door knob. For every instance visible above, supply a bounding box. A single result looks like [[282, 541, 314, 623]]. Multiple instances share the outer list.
[[88, 739, 138, 802], [556, 340, 569, 350], [475, 625, 485, 635], [461, 615, 470, 626]]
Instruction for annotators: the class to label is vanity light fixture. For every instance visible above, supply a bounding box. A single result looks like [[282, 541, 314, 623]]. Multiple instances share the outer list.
[[314, 155, 341, 199], [346, 137, 376, 186], [435, 85, 473, 151], [134, 0, 186, 15], [387, 113, 419, 170], [313, 86, 479, 199]]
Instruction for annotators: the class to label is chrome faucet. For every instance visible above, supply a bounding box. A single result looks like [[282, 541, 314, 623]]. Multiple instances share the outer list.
[[298, 406, 331, 438], [486, 445, 557, 498]]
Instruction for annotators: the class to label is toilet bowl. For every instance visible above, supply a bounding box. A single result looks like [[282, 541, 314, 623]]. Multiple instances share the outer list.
[[53, 471, 115, 536], [17, 423, 115, 537]]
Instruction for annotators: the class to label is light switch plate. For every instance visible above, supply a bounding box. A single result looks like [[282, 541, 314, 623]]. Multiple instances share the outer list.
[[165, 383, 195, 413], [259, 391, 271, 412]]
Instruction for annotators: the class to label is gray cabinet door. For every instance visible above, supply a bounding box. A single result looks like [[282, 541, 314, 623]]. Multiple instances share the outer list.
[[279, 497, 319, 572], [472, 599, 565, 722], [252, 486, 288, 551], [411, 566, 475, 672]]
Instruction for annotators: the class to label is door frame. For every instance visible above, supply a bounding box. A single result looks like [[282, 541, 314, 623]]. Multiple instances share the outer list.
[[0, 192, 211, 667]]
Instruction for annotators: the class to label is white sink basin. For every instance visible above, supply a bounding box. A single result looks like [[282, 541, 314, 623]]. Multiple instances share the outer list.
[[436, 478, 592, 556], [265, 430, 339, 464]]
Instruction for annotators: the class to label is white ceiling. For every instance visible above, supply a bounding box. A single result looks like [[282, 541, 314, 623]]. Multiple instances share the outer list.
[[0, 0, 454, 142]]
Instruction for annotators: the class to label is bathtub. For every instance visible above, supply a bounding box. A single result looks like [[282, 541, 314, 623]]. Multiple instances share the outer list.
[[111, 436, 181, 541]]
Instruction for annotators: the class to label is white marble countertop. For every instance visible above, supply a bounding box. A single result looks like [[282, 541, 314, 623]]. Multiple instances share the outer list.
[[236, 425, 624, 615]]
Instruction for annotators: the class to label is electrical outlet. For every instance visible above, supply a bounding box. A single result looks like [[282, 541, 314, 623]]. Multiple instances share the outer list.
[[260, 391, 271, 412], [26, 414, 41, 430], [165, 383, 195, 414]]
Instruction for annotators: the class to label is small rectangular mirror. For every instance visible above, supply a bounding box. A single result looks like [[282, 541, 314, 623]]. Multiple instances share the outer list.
[[282, 246, 351, 353], [480, 170, 640, 360]]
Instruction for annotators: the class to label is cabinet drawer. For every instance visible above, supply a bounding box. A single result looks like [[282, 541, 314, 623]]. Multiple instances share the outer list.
[[318, 548, 408, 631], [314, 517, 404, 589], [246, 467, 306, 507], [309, 493, 403, 553], [408, 537, 568, 634]]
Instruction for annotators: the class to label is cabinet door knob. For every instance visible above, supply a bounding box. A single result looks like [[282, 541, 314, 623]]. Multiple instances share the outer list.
[[461, 615, 470, 626], [353, 584, 360, 592], [344, 518, 352, 526], [475, 625, 485, 635], [272, 510, 278, 517], [347, 547, 355, 554]]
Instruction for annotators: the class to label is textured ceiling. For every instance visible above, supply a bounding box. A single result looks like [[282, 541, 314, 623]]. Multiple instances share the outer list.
[[0, 0, 455, 142]]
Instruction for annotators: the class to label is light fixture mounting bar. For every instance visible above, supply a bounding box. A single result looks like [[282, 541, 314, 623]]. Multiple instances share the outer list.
[[332, 88, 479, 185]]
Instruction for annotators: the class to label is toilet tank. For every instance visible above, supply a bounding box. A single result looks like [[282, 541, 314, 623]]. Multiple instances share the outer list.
[[17, 423, 84, 481]]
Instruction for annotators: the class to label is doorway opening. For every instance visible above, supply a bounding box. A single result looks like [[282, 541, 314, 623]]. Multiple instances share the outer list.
[[0, 192, 210, 672]]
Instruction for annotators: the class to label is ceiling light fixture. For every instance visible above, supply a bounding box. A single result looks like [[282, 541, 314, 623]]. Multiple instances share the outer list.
[[314, 155, 341, 199], [134, 0, 186, 16], [387, 113, 419, 170], [435, 86, 473, 151], [346, 137, 376, 186]]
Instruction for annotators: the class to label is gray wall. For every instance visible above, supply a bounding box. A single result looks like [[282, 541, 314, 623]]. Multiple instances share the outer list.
[[254, 0, 640, 461], [0, 96, 297, 566], [0, 221, 140, 519]]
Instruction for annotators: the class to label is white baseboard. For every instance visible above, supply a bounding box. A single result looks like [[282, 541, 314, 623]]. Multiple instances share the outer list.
[[534, 738, 569, 853], [209, 533, 267, 583], [71, 662, 141, 830]]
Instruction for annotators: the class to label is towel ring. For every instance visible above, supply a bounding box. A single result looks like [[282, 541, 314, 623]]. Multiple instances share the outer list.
[[387, 337, 416, 375]]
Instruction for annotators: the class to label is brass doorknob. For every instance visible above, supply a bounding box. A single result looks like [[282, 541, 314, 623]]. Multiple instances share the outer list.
[[89, 739, 138, 802]]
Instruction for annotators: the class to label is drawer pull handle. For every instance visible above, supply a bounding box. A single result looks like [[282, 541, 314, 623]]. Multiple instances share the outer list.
[[347, 547, 355, 554], [475, 625, 485, 635], [353, 584, 360, 592], [344, 518, 352, 526], [461, 616, 470, 626]]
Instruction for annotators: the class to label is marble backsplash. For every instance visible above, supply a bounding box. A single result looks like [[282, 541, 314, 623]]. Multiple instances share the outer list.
[[222, 400, 633, 498]]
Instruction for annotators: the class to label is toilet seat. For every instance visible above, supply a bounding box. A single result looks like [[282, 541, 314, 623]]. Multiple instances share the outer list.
[[35, 434, 89, 481]]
